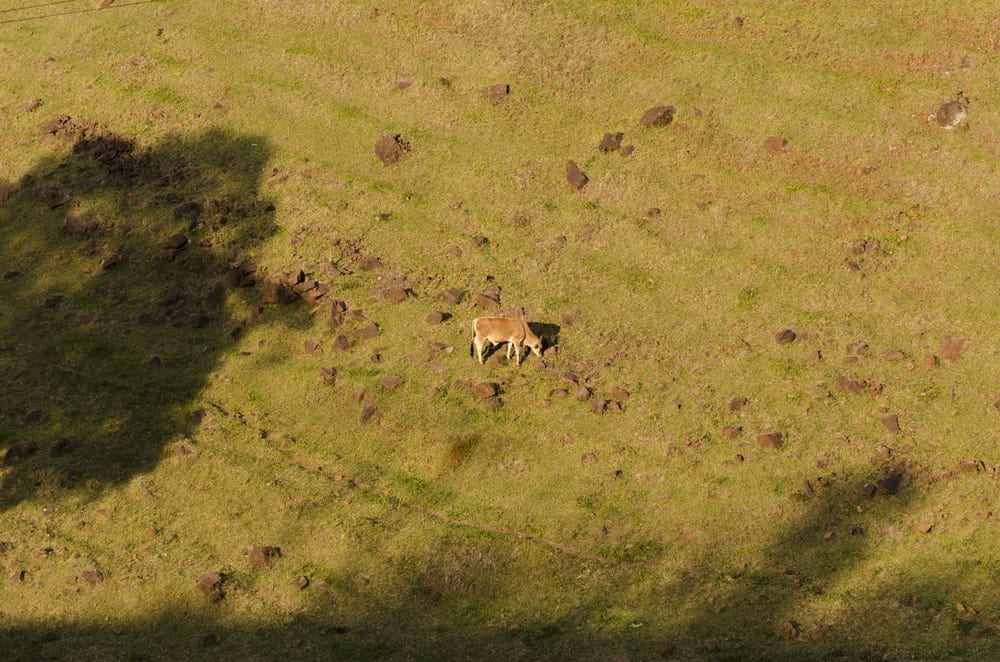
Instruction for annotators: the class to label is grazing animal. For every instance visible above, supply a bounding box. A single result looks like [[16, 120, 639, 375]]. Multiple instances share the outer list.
[[471, 317, 543, 365]]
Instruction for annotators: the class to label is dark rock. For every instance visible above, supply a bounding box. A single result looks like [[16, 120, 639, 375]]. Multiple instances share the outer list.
[[877, 472, 903, 495], [440, 288, 467, 305], [374, 134, 410, 165], [476, 293, 500, 309], [425, 311, 444, 324], [332, 335, 352, 351], [473, 382, 499, 400], [360, 404, 376, 423], [757, 432, 784, 449], [51, 438, 72, 455], [470, 235, 489, 247], [599, 132, 624, 152], [3, 441, 38, 467], [956, 459, 981, 473], [197, 572, 223, 596], [582, 451, 598, 464], [854, 481, 876, 499], [609, 385, 630, 401], [729, 396, 748, 411], [883, 348, 906, 361], [589, 396, 608, 414], [294, 575, 310, 590], [574, 384, 592, 401], [483, 396, 503, 410], [3, 270, 20, 281], [721, 425, 741, 439], [358, 322, 380, 340], [26, 98, 42, 112], [320, 367, 337, 385], [190, 313, 211, 328], [836, 376, 864, 394], [247, 545, 281, 568], [43, 295, 64, 309], [775, 328, 796, 344], [922, 354, 939, 368], [485, 83, 510, 104], [261, 276, 297, 305], [620, 144, 635, 157], [880, 414, 900, 433], [226, 265, 256, 289], [764, 136, 789, 154], [380, 375, 402, 391], [641, 105, 675, 127], [303, 340, 321, 355], [566, 160, 588, 190], [162, 234, 188, 250], [383, 286, 410, 303]]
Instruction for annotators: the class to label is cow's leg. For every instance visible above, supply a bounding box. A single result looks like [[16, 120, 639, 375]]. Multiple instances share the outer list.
[[474, 336, 486, 364]]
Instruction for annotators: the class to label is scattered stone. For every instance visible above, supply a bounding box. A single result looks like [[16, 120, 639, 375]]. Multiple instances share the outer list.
[[303, 340, 321, 355], [609, 385, 630, 401], [757, 432, 784, 449], [883, 348, 906, 361], [582, 451, 598, 464], [3, 270, 20, 281], [620, 144, 635, 157], [161, 233, 188, 251], [358, 322, 380, 340], [485, 83, 510, 104], [226, 264, 256, 289], [472, 382, 499, 400], [389, 285, 415, 303], [781, 620, 800, 640], [939, 336, 966, 361], [51, 438, 72, 455], [764, 136, 789, 154], [566, 160, 588, 190], [641, 105, 675, 127], [483, 396, 503, 410], [374, 134, 410, 165], [3, 441, 37, 467], [247, 545, 281, 568], [775, 328, 796, 344], [729, 396, 748, 411], [880, 414, 900, 433], [836, 376, 864, 394], [721, 425, 741, 439], [294, 575, 310, 590], [855, 481, 876, 499], [332, 335, 352, 351], [197, 572, 225, 601], [360, 404, 376, 423], [425, 311, 444, 324], [190, 313, 211, 329], [380, 375, 402, 391], [877, 471, 903, 495], [574, 384, 592, 401], [931, 92, 969, 129], [608, 401, 624, 414], [476, 293, 500, 309], [470, 235, 489, 247], [922, 354, 938, 368], [589, 395, 608, 415], [599, 132, 624, 152], [43, 295, 64, 309], [440, 288, 467, 305], [26, 98, 42, 112]]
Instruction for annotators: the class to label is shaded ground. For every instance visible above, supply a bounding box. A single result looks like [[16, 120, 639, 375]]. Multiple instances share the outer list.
[[0, 121, 275, 509]]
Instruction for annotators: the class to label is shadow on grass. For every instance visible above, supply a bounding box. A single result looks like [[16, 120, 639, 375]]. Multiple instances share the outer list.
[[3, 460, 994, 660], [0, 121, 277, 510]]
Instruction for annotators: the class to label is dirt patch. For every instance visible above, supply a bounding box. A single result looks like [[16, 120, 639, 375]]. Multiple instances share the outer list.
[[247, 545, 281, 568], [764, 136, 789, 155], [485, 83, 510, 104], [939, 336, 966, 361], [374, 134, 410, 165]]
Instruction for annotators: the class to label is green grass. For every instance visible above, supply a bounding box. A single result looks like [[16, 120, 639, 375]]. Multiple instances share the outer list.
[[1, 1, 999, 660]]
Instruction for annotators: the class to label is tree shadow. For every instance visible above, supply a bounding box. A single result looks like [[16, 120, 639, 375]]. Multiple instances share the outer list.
[[0, 121, 277, 511]]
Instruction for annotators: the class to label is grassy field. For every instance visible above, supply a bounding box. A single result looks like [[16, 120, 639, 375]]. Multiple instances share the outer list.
[[1, 1, 999, 659]]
